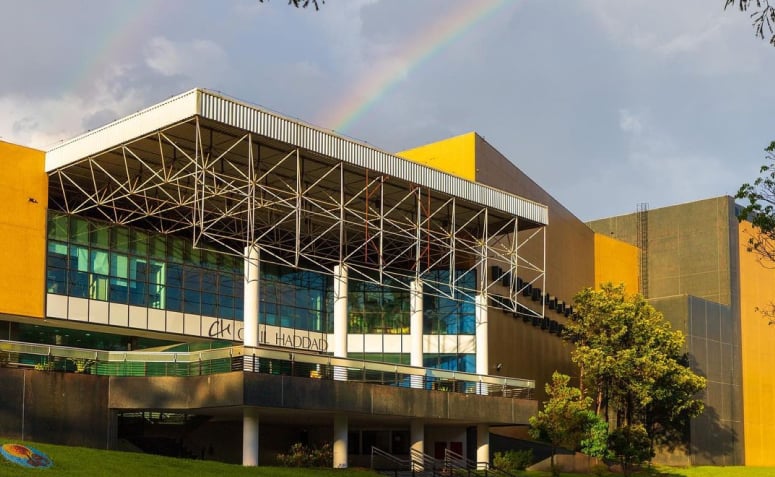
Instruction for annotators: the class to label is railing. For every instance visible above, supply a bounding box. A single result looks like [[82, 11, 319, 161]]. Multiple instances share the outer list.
[[371, 446, 414, 476], [409, 448, 446, 475], [0, 340, 534, 400]]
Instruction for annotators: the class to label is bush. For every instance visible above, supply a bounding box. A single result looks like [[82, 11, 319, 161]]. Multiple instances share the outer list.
[[276, 442, 333, 467], [493, 449, 533, 472], [591, 462, 610, 476]]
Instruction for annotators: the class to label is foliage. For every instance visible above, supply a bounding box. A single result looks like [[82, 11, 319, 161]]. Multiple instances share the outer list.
[[276, 442, 333, 467], [529, 372, 601, 477], [725, 0, 775, 47], [590, 462, 611, 476], [607, 424, 653, 476], [737, 141, 775, 260], [492, 449, 533, 472], [581, 418, 612, 461], [565, 283, 705, 463], [258, 0, 325, 10]]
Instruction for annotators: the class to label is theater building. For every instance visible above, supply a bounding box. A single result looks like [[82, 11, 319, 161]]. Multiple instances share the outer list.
[[0, 89, 773, 467]]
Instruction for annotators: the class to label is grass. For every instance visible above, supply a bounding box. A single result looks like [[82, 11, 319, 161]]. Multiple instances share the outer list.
[[0, 439, 379, 477], [1, 439, 774, 477]]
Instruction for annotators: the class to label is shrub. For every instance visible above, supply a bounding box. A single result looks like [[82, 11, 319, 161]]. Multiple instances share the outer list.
[[591, 462, 610, 476], [276, 442, 333, 467], [493, 449, 533, 472]]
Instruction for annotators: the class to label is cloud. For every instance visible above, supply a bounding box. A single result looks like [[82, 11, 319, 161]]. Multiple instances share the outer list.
[[619, 109, 643, 135], [0, 67, 148, 149], [584, 0, 766, 74], [616, 107, 735, 208], [145, 37, 229, 83]]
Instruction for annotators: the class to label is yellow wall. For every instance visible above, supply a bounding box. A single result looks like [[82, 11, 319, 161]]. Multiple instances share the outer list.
[[738, 221, 775, 465], [593, 233, 640, 292], [397, 132, 476, 181], [0, 141, 47, 318]]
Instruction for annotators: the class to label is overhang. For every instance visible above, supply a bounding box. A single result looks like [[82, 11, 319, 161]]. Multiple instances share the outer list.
[[44, 89, 547, 304], [46, 89, 547, 224]]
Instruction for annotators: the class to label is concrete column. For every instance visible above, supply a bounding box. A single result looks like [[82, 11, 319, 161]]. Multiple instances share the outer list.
[[243, 245, 260, 349], [410, 279, 423, 388], [242, 407, 259, 466], [410, 420, 424, 470], [476, 423, 489, 470], [333, 264, 348, 381], [333, 414, 348, 468], [475, 293, 488, 395]]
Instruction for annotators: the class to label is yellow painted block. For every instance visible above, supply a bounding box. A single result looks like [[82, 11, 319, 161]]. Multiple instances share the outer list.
[[593, 233, 639, 292], [397, 132, 476, 181], [738, 221, 775, 465], [0, 141, 47, 318]]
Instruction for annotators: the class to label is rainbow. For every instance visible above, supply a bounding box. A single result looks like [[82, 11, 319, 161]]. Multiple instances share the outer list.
[[319, 0, 515, 133], [61, 2, 163, 95]]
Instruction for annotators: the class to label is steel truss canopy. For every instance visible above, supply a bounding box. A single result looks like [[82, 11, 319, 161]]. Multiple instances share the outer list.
[[46, 89, 547, 310]]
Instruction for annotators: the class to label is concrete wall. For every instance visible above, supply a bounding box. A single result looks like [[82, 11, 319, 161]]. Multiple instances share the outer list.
[[0, 367, 112, 448], [589, 197, 744, 466], [738, 221, 775, 465], [0, 141, 48, 319], [650, 295, 743, 465], [588, 197, 738, 305], [110, 372, 537, 425]]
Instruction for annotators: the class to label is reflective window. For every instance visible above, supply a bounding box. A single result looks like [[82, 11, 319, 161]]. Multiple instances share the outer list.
[[45, 211, 477, 370]]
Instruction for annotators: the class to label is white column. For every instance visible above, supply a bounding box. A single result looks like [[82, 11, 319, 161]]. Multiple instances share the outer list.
[[333, 414, 348, 468], [476, 424, 489, 470], [475, 293, 488, 395], [333, 264, 348, 381], [244, 245, 260, 349], [410, 279, 423, 389], [410, 420, 424, 471], [242, 407, 259, 466]]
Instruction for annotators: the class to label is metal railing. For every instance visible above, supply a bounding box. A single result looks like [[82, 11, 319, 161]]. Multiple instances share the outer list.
[[0, 340, 534, 400], [371, 446, 414, 476]]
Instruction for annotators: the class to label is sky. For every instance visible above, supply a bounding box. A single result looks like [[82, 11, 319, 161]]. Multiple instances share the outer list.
[[0, 0, 773, 222]]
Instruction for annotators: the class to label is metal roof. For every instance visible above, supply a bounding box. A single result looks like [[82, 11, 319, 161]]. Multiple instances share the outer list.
[[46, 88, 547, 224]]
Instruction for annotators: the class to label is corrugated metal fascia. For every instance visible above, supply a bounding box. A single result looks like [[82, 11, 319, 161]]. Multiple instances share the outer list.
[[45, 89, 200, 172], [198, 90, 547, 224]]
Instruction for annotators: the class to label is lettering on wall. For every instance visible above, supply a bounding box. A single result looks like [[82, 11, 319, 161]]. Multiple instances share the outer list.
[[275, 332, 328, 352], [206, 319, 327, 352], [208, 319, 232, 339]]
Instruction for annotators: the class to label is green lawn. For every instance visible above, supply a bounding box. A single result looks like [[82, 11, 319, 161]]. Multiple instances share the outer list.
[[1, 439, 774, 477], [0, 439, 379, 477]]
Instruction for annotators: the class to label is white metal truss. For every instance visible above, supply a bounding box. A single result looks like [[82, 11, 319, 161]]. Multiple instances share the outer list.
[[48, 117, 545, 309]]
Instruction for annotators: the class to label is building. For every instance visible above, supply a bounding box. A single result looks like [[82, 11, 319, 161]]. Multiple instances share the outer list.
[[0, 89, 773, 468], [0, 89, 561, 468], [589, 197, 775, 466]]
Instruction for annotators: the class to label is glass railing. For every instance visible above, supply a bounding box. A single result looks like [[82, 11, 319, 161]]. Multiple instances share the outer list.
[[0, 340, 534, 399]]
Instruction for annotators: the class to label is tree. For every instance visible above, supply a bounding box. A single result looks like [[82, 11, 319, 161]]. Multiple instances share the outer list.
[[736, 141, 775, 323], [564, 283, 706, 472], [258, 0, 325, 10], [529, 372, 602, 477], [725, 0, 775, 47]]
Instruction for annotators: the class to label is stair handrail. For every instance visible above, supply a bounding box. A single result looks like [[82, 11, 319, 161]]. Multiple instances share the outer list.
[[371, 445, 413, 473], [409, 447, 444, 473]]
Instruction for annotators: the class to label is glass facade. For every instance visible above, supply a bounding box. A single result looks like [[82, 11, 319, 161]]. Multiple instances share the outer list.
[[46, 212, 476, 371], [47, 213, 247, 321]]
